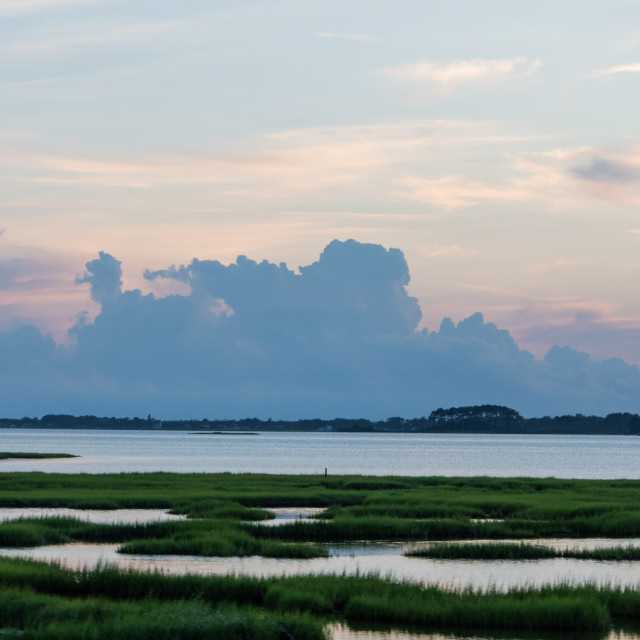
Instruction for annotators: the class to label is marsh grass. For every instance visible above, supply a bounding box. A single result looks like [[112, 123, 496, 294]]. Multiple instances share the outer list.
[[4, 473, 640, 554], [247, 516, 581, 543], [7, 473, 640, 635], [0, 516, 327, 558], [405, 542, 640, 561], [119, 529, 327, 558], [0, 585, 324, 640], [2, 473, 640, 536], [0, 558, 633, 633], [563, 545, 640, 561], [406, 542, 558, 560]]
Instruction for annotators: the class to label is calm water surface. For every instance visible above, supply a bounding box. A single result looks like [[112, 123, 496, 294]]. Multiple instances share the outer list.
[[1, 429, 639, 477], [329, 625, 640, 640], [0, 508, 185, 524], [4, 537, 640, 590]]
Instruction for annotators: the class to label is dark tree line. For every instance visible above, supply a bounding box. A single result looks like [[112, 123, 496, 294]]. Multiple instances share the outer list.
[[1, 406, 640, 434]]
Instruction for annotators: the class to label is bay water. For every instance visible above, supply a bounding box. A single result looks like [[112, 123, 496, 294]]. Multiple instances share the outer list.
[[0, 429, 639, 477]]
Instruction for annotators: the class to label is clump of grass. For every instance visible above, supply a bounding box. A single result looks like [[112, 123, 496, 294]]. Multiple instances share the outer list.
[[120, 533, 327, 559], [405, 542, 557, 560], [405, 542, 640, 561], [563, 545, 640, 561]]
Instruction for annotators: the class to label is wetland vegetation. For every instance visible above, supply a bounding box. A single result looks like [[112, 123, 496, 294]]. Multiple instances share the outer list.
[[1, 472, 640, 636], [2, 473, 640, 555], [1, 557, 640, 637], [405, 542, 640, 561]]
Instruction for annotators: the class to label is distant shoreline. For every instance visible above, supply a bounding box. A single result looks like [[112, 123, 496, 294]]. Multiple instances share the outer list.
[[1, 405, 639, 436], [0, 452, 78, 460]]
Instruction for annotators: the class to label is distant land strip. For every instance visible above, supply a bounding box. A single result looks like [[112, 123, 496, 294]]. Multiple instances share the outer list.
[[0, 452, 78, 460], [189, 432, 259, 436], [1, 405, 639, 435]]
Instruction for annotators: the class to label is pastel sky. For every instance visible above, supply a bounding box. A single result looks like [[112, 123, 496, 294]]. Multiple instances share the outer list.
[[2, 0, 640, 418]]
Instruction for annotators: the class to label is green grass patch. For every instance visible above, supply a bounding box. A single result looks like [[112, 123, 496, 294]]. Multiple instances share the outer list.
[[563, 545, 640, 561], [406, 542, 558, 560], [0, 585, 323, 640], [405, 542, 640, 561]]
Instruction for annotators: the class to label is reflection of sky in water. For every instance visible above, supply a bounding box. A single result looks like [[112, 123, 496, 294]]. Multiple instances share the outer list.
[[0, 508, 184, 524], [258, 507, 325, 526], [3, 537, 640, 591], [328, 624, 640, 640], [0, 506, 316, 526], [2, 430, 640, 477]]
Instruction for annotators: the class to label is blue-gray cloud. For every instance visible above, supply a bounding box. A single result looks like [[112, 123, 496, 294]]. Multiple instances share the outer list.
[[0, 239, 639, 419], [75, 251, 123, 306], [572, 157, 639, 184]]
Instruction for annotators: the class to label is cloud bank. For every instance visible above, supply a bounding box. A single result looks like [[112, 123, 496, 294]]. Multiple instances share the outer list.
[[1, 239, 639, 419]]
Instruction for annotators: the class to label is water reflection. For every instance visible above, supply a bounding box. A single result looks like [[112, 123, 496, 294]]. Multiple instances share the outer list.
[[3, 539, 640, 590], [260, 507, 326, 526], [2, 429, 640, 477], [0, 508, 185, 525], [407, 537, 640, 553], [328, 624, 640, 640]]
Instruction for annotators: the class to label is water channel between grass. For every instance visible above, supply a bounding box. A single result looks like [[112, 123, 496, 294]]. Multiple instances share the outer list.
[[2, 508, 640, 593]]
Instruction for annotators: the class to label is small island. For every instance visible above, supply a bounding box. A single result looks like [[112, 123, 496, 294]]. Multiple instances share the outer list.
[[0, 452, 78, 460]]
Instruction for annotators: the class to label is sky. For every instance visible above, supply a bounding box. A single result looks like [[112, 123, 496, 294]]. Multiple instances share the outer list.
[[1, 0, 640, 419]]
